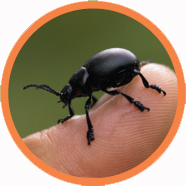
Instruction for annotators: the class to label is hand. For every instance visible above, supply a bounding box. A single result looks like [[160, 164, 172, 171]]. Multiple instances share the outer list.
[[23, 63, 177, 178]]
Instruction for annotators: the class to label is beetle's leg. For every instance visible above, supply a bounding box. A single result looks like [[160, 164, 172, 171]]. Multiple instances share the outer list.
[[85, 95, 94, 145], [104, 89, 133, 103], [58, 102, 74, 123], [104, 89, 150, 112], [134, 69, 166, 96], [90, 94, 98, 108]]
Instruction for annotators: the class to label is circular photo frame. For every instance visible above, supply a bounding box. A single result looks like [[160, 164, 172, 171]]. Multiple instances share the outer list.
[[1, 2, 185, 186]]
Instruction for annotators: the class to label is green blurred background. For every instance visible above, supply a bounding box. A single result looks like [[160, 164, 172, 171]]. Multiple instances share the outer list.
[[9, 9, 174, 138]]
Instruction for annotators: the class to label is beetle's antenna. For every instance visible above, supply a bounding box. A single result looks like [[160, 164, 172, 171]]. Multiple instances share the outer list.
[[23, 84, 61, 96]]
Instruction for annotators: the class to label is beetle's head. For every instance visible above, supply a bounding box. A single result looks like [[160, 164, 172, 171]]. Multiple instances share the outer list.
[[59, 84, 73, 104]]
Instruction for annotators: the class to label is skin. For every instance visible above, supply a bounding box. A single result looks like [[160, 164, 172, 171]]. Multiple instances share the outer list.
[[23, 63, 178, 178]]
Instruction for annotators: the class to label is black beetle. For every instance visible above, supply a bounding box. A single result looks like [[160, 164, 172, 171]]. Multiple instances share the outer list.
[[23, 48, 166, 145]]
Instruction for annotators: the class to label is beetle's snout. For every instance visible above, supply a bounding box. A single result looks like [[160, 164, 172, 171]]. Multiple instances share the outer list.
[[59, 92, 70, 104], [60, 84, 73, 103]]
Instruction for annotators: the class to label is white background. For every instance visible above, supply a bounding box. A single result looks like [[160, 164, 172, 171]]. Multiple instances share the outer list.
[[0, 0, 185, 185]]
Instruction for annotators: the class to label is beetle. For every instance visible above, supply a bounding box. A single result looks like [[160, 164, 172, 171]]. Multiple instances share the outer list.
[[23, 48, 166, 145]]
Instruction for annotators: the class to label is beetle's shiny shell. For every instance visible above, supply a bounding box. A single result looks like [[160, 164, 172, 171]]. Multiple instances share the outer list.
[[83, 48, 139, 78]]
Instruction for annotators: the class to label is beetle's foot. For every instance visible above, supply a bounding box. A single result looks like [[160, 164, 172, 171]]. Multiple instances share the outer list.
[[57, 114, 73, 124], [133, 101, 150, 112], [57, 119, 64, 123], [57, 118, 67, 123], [87, 129, 94, 145], [150, 84, 166, 96]]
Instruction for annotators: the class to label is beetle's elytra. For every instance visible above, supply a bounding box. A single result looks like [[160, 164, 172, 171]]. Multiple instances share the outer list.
[[23, 48, 166, 145]]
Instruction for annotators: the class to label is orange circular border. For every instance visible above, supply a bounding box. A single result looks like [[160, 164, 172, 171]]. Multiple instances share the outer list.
[[1, 2, 185, 186]]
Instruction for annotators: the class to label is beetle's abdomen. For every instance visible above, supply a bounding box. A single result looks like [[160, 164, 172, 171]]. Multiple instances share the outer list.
[[83, 48, 139, 79], [83, 48, 139, 89]]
